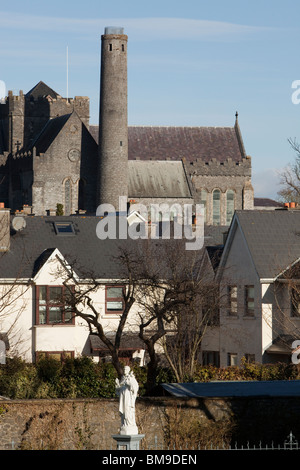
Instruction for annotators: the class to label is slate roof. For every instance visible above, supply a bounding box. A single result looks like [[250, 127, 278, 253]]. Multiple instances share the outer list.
[[230, 209, 300, 279], [30, 114, 71, 154], [128, 160, 192, 198], [89, 125, 245, 163], [0, 216, 227, 280], [0, 216, 131, 279], [254, 198, 284, 208], [90, 333, 146, 352], [26, 81, 59, 100]]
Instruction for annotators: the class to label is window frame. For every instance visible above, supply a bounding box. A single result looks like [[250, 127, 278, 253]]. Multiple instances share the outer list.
[[202, 350, 220, 367], [36, 351, 74, 363], [212, 189, 221, 226], [64, 178, 72, 216], [245, 285, 255, 316], [199, 189, 207, 223], [105, 285, 125, 315], [244, 353, 255, 363], [226, 189, 235, 225], [54, 221, 75, 236], [36, 285, 75, 325], [228, 353, 238, 366], [228, 285, 238, 316]]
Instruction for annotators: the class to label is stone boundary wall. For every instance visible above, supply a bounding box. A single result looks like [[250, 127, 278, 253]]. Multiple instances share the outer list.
[[1, 395, 300, 450]]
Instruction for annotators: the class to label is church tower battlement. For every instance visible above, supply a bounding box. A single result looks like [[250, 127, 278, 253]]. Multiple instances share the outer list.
[[97, 27, 128, 209]]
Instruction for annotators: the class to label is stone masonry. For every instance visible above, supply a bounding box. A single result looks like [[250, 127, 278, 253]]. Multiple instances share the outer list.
[[1, 395, 300, 450]]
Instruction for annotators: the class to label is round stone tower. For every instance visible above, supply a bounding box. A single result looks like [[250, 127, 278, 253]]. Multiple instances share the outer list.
[[97, 27, 128, 210]]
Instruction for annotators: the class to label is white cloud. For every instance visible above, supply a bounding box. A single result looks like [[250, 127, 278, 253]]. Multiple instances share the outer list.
[[0, 12, 272, 40], [252, 168, 283, 200]]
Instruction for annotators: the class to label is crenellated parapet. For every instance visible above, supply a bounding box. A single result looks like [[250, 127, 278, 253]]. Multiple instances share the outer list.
[[184, 155, 252, 177], [27, 94, 90, 125]]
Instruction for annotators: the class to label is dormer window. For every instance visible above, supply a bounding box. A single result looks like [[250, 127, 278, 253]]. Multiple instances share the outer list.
[[54, 222, 75, 236]]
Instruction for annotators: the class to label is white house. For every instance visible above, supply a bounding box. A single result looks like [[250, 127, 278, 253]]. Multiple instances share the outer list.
[[0, 207, 225, 365], [217, 208, 300, 367], [0, 210, 150, 363], [8, 204, 299, 371]]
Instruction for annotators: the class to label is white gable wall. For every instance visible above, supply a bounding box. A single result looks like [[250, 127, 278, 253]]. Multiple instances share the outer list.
[[0, 283, 33, 361], [0, 249, 144, 362], [219, 222, 264, 367]]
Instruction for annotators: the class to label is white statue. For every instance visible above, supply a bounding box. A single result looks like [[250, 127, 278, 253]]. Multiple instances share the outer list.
[[115, 366, 139, 435]]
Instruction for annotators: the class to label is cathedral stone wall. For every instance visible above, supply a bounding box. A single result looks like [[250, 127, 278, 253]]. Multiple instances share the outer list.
[[33, 115, 81, 216], [187, 157, 253, 225], [0, 28, 254, 222]]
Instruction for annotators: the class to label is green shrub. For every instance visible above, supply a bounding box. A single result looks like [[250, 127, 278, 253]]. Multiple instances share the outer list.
[[36, 357, 62, 384], [97, 362, 118, 398], [61, 356, 102, 398], [0, 355, 298, 400], [0, 358, 38, 399]]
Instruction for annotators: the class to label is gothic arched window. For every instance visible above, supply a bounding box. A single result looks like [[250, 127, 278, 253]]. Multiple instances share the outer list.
[[226, 190, 235, 225], [64, 179, 72, 215], [78, 179, 85, 211], [199, 189, 207, 223], [213, 189, 221, 225]]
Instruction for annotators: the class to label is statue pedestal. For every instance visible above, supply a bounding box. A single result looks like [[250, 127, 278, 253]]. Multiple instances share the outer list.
[[112, 434, 145, 450]]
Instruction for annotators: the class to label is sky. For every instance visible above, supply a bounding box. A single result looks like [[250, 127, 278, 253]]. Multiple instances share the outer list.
[[0, 0, 300, 200]]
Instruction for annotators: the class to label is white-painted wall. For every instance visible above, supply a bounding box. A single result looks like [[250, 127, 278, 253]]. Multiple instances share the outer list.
[[0, 250, 143, 363], [218, 223, 263, 367]]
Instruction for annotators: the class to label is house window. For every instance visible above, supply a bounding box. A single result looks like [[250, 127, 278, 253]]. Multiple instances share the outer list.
[[36, 286, 74, 325], [244, 354, 255, 363], [291, 288, 300, 317], [54, 222, 75, 236], [105, 286, 124, 314], [228, 285, 238, 315], [226, 190, 235, 225], [36, 351, 74, 362], [245, 285, 255, 316], [213, 189, 221, 225], [202, 351, 220, 367], [228, 353, 238, 366]]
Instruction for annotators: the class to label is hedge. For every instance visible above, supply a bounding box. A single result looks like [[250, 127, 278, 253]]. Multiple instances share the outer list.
[[0, 356, 297, 400]]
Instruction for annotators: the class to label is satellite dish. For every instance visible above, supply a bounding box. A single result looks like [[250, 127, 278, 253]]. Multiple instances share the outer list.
[[12, 216, 26, 231]]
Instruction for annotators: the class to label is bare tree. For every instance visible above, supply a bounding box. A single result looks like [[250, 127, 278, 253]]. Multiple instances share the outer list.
[[278, 138, 300, 204], [118, 240, 222, 390], [55, 237, 221, 394], [55, 249, 137, 380]]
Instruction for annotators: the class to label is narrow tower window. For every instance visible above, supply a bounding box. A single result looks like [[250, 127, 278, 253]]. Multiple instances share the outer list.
[[199, 189, 207, 223], [122, 44, 125, 52], [109, 44, 112, 51], [64, 179, 72, 216], [213, 189, 221, 225], [78, 178, 85, 211]]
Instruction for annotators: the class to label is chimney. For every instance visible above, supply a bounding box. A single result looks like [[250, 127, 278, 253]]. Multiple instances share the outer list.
[[0, 203, 10, 252]]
